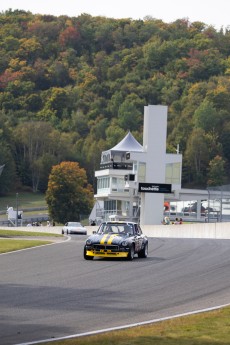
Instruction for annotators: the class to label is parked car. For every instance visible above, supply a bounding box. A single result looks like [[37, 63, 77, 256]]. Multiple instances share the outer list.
[[83, 221, 148, 260], [62, 222, 87, 235]]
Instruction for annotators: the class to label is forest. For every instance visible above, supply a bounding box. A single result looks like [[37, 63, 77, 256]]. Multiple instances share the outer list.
[[0, 9, 230, 195]]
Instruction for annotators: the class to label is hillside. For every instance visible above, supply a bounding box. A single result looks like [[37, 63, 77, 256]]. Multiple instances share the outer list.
[[0, 9, 230, 194]]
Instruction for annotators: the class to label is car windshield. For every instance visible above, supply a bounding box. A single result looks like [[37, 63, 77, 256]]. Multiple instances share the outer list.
[[68, 222, 82, 227], [97, 223, 134, 235]]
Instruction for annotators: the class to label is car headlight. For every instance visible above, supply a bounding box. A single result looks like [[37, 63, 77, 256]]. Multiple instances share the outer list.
[[121, 240, 128, 246], [86, 239, 92, 245]]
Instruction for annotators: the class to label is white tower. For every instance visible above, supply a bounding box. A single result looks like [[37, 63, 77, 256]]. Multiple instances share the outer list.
[[140, 105, 168, 225]]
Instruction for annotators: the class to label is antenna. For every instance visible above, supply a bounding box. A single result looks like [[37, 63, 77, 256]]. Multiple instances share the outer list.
[[176, 144, 180, 154]]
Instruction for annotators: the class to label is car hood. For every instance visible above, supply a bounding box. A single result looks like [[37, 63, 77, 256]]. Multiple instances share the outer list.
[[87, 233, 129, 245]]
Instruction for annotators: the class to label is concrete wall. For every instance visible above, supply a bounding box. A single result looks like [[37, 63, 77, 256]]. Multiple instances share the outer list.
[[87, 222, 230, 240], [141, 222, 230, 239], [0, 226, 63, 235], [1, 222, 230, 239]]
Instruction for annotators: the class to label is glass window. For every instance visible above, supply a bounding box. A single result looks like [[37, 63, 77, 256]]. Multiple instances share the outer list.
[[166, 163, 181, 184], [138, 163, 146, 182], [104, 200, 116, 211], [112, 177, 126, 192], [97, 177, 110, 193]]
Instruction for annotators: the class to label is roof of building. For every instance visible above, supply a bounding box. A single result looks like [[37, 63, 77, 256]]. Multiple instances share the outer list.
[[110, 131, 143, 152]]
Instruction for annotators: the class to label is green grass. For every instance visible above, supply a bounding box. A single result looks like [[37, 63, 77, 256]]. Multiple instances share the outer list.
[[0, 192, 47, 211], [0, 229, 62, 237], [41, 307, 230, 345], [0, 239, 52, 253], [0, 229, 63, 253], [0, 191, 49, 222]]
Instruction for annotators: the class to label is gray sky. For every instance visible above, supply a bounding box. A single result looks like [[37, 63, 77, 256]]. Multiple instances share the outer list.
[[0, 0, 229, 30]]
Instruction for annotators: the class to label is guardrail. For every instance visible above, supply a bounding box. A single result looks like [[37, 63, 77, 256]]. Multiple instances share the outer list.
[[0, 206, 48, 215], [0, 215, 50, 226]]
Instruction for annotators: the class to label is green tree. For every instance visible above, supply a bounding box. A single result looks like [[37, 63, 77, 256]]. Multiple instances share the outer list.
[[44, 87, 70, 118], [14, 122, 51, 191], [0, 144, 16, 195], [185, 48, 224, 81], [0, 111, 16, 194], [117, 99, 141, 131], [221, 122, 230, 162], [46, 161, 94, 223], [207, 155, 226, 187], [185, 128, 209, 185], [194, 100, 219, 132]]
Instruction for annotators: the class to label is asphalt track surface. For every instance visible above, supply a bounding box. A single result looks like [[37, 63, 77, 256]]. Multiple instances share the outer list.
[[1, 236, 230, 345]]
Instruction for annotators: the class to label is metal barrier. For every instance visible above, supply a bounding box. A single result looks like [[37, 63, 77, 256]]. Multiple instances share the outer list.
[[0, 216, 50, 227]]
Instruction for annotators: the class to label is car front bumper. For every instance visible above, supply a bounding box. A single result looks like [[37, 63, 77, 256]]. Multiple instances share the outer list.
[[85, 248, 129, 258], [69, 230, 87, 235]]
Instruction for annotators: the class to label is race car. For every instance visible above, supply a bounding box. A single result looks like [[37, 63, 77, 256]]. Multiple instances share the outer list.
[[83, 221, 148, 260], [62, 222, 87, 235]]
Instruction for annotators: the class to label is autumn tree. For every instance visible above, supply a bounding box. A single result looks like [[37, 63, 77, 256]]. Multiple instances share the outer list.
[[46, 161, 94, 224]]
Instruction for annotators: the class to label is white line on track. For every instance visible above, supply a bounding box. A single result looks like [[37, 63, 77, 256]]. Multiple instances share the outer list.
[[16, 302, 230, 345]]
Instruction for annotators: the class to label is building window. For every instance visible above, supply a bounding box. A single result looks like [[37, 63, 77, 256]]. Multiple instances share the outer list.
[[104, 200, 122, 217], [166, 163, 181, 184], [97, 177, 110, 194], [138, 163, 146, 182], [101, 153, 111, 163], [111, 177, 125, 192], [104, 200, 116, 212]]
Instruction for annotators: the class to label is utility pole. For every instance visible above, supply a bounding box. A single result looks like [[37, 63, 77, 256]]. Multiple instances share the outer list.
[[16, 193, 18, 227]]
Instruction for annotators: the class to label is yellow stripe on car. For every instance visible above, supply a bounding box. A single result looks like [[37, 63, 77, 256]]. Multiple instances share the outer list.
[[100, 234, 109, 244], [107, 234, 118, 244], [100, 234, 118, 244]]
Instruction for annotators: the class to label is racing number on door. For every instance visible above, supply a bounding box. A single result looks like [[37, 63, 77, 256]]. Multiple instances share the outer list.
[[134, 224, 142, 252]]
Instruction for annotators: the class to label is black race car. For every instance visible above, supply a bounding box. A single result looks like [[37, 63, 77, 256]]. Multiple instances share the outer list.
[[84, 221, 148, 260]]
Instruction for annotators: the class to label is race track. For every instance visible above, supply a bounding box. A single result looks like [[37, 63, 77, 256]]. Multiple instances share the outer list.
[[1, 236, 230, 344]]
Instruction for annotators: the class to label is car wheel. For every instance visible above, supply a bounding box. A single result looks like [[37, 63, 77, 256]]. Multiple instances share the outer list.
[[66, 230, 69, 234], [138, 242, 148, 258], [62, 230, 64, 234], [127, 244, 135, 260], [84, 246, 94, 260]]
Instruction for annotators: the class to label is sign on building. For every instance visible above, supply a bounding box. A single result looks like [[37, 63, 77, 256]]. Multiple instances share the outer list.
[[100, 162, 133, 170], [138, 183, 172, 193]]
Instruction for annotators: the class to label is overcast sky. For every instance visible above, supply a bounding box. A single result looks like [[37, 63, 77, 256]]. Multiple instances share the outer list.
[[0, 0, 229, 30]]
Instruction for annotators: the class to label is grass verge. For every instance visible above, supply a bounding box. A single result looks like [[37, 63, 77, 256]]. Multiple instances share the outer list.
[[41, 306, 230, 345], [0, 229, 63, 253], [0, 229, 62, 237], [0, 239, 52, 253]]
